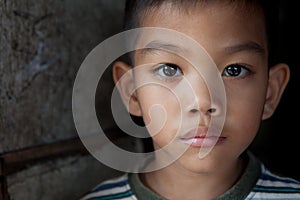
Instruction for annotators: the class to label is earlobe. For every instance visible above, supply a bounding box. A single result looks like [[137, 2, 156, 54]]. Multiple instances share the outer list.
[[112, 61, 142, 116], [262, 63, 290, 120]]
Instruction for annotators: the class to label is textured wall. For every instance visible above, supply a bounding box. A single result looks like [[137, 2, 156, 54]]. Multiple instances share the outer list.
[[0, 0, 124, 153], [6, 155, 121, 200], [0, 0, 126, 199]]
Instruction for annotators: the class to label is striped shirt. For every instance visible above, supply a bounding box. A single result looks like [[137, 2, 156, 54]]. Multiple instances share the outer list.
[[80, 154, 300, 200]]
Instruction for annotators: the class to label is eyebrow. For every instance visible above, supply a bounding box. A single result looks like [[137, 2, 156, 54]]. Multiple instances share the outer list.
[[139, 40, 266, 57], [139, 40, 186, 55], [224, 41, 266, 55]]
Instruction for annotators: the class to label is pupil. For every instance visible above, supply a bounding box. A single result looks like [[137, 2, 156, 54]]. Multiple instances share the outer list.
[[227, 65, 241, 76], [163, 65, 177, 76]]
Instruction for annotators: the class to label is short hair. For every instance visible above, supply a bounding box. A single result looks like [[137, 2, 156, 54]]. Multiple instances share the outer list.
[[122, 0, 281, 67]]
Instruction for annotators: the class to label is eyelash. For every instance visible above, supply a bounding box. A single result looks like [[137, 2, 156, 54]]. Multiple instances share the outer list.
[[222, 63, 251, 79]]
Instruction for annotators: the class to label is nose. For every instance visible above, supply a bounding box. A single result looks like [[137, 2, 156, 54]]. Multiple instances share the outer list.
[[188, 98, 219, 118], [190, 107, 217, 115], [183, 73, 222, 117]]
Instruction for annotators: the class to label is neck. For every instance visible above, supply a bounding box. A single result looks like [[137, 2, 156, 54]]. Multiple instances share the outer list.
[[141, 157, 246, 200]]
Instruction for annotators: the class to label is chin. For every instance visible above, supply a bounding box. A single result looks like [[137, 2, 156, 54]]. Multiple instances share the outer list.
[[175, 150, 223, 174]]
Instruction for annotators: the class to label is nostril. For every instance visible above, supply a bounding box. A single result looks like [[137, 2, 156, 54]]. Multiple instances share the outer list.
[[208, 108, 217, 113], [190, 108, 198, 113], [189, 108, 217, 114]]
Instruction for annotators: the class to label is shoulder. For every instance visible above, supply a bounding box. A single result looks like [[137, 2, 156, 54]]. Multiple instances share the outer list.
[[79, 173, 137, 200], [249, 164, 300, 199]]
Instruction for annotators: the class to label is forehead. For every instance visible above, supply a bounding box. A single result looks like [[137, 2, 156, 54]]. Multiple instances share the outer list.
[[135, 1, 267, 61], [138, 1, 263, 21]]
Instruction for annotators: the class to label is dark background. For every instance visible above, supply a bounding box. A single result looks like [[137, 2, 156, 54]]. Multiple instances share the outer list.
[[249, 1, 300, 180]]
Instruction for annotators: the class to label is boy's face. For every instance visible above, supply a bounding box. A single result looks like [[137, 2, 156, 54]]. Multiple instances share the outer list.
[[114, 2, 288, 173]]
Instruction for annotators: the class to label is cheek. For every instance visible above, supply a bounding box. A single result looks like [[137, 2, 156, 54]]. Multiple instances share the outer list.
[[228, 90, 265, 118], [137, 86, 181, 146], [225, 76, 267, 123], [225, 85, 267, 145], [228, 100, 263, 134]]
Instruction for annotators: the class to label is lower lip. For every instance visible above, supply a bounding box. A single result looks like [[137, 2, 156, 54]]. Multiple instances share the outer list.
[[179, 137, 226, 148]]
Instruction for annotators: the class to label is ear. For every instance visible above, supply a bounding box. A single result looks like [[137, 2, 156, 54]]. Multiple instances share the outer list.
[[262, 63, 290, 120], [112, 61, 142, 116]]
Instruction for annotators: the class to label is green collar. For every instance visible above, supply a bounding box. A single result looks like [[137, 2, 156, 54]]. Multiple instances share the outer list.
[[215, 152, 261, 200], [129, 151, 261, 200]]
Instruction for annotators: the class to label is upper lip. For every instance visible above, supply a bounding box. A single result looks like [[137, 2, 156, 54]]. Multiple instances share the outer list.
[[179, 126, 223, 140]]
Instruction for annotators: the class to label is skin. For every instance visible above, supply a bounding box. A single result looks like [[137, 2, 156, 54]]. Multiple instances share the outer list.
[[113, 2, 290, 200]]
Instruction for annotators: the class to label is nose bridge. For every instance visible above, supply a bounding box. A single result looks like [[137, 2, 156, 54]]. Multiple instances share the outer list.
[[186, 72, 213, 113], [173, 69, 222, 117]]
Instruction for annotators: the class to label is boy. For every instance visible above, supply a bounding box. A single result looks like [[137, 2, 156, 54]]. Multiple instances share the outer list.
[[81, 0, 300, 199]]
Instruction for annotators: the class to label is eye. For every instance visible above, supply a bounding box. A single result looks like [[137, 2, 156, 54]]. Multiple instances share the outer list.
[[155, 63, 183, 78], [222, 64, 250, 78]]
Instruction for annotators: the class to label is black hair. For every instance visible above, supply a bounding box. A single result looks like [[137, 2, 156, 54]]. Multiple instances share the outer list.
[[122, 0, 282, 67]]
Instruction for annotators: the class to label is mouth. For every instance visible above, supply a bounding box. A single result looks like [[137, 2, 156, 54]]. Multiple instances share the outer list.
[[178, 127, 226, 148]]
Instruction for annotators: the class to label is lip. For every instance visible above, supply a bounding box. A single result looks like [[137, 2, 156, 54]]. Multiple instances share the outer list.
[[179, 127, 226, 148]]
